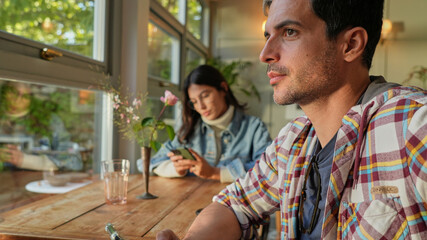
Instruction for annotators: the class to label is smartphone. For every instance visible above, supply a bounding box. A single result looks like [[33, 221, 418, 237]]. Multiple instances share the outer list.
[[171, 147, 196, 161]]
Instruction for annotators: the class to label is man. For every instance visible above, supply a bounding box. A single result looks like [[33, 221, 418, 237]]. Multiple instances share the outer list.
[[157, 0, 427, 239]]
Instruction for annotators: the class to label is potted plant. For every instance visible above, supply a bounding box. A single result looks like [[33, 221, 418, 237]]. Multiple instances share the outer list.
[[207, 57, 261, 102], [99, 80, 178, 199]]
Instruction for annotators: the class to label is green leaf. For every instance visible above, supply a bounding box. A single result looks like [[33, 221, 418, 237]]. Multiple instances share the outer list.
[[251, 84, 261, 102], [150, 140, 162, 152], [133, 123, 142, 132], [141, 117, 154, 127], [150, 128, 158, 141], [156, 121, 166, 129], [240, 88, 251, 96], [165, 125, 175, 140]]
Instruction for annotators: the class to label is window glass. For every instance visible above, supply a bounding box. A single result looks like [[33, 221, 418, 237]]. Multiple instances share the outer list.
[[0, 79, 99, 173], [185, 48, 205, 76], [148, 21, 180, 83], [187, 0, 203, 40], [155, 0, 184, 23], [0, 0, 103, 61]]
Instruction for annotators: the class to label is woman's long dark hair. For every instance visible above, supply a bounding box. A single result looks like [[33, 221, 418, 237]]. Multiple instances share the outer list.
[[178, 65, 246, 143]]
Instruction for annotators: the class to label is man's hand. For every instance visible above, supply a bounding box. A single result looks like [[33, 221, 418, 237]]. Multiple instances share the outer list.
[[156, 229, 180, 240], [156, 202, 242, 240], [0, 144, 23, 166]]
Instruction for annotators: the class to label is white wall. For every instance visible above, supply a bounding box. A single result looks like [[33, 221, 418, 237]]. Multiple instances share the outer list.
[[214, 0, 427, 137], [372, 40, 427, 88], [371, 0, 427, 88]]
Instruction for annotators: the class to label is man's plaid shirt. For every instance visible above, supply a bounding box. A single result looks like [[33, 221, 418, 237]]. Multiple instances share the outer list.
[[214, 81, 427, 239]]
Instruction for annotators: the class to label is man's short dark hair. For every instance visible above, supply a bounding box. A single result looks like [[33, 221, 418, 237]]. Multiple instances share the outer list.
[[263, 0, 384, 69]]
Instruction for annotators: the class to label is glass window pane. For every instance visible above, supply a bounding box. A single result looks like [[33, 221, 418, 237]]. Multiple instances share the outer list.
[[0, 0, 104, 61], [185, 48, 205, 76], [0, 79, 99, 173], [187, 0, 203, 40], [148, 22, 180, 83], [155, 0, 184, 23]]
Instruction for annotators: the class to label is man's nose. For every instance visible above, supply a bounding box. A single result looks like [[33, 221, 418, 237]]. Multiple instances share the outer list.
[[259, 37, 280, 64]]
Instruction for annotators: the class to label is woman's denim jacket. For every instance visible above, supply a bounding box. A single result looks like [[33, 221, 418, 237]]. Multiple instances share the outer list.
[[149, 110, 272, 180]]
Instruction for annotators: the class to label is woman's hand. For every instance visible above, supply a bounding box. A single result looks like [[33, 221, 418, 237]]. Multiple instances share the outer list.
[[167, 151, 192, 176], [168, 149, 220, 180], [187, 149, 220, 180], [0, 144, 24, 166]]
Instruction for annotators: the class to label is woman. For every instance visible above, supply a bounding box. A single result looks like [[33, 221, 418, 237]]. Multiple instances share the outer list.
[[141, 65, 271, 183], [0, 81, 82, 171]]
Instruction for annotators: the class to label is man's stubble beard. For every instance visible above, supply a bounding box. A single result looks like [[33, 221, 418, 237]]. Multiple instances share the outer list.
[[271, 43, 339, 106]]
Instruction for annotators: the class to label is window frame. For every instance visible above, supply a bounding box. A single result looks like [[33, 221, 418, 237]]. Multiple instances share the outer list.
[[0, 0, 112, 89], [148, 0, 210, 95], [184, 42, 207, 77], [0, 0, 119, 172]]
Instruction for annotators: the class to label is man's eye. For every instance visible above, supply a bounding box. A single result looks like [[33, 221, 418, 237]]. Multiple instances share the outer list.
[[285, 28, 296, 37]]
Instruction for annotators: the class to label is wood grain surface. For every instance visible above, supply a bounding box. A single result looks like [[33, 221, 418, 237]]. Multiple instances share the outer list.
[[0, 174, 227, 240], [0, 171, 53, 214]]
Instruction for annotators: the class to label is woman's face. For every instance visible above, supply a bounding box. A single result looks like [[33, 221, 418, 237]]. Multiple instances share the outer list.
[[187, 84, 228, 120], [4, 84, 31, 115]]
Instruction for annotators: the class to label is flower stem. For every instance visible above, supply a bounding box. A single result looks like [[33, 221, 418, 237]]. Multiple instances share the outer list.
[[149, 104, 168, 144], [156, 104, 167, 121]]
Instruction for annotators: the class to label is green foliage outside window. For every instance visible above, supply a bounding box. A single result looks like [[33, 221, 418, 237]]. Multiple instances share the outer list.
[[155, 0, 203, 40], [0, 0, 95, 58], [156, 0, 179, 19], [187, 0, 202, 40]]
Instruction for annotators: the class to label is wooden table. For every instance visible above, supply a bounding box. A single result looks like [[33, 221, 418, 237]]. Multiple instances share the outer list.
[[0, 175, 227, 240], [0, 171, 54, 214]]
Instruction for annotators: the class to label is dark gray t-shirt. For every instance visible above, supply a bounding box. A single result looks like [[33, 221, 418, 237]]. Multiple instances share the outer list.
[[300, 134, 336, 239]]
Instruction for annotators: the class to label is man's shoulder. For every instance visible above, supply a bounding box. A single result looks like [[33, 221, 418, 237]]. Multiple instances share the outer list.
[[374, 85, 426, 110], [362, 86, 426, 131]]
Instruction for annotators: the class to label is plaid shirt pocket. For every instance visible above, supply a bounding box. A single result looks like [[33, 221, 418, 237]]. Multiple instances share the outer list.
[[339, 197, 410, 239]]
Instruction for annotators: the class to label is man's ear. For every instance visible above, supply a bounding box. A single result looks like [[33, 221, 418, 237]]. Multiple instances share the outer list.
[[341, 27, 368, 63]]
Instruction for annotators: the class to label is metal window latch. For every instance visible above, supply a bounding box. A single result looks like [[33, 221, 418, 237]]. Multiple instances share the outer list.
[[40, 48, 63, 61], [159, 81, 173, 87]]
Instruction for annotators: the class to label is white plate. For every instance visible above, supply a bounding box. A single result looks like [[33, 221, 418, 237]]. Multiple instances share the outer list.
[[25, 180, 92, 194]]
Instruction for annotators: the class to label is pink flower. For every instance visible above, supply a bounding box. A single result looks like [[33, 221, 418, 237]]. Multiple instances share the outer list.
[[114, 95, 121, 103], [132, 98, 142, 109], [113, 103, 120, 110], [120, 113, 125, 119], [126, 107, 134, 113], [160, 90, 178, 106]]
